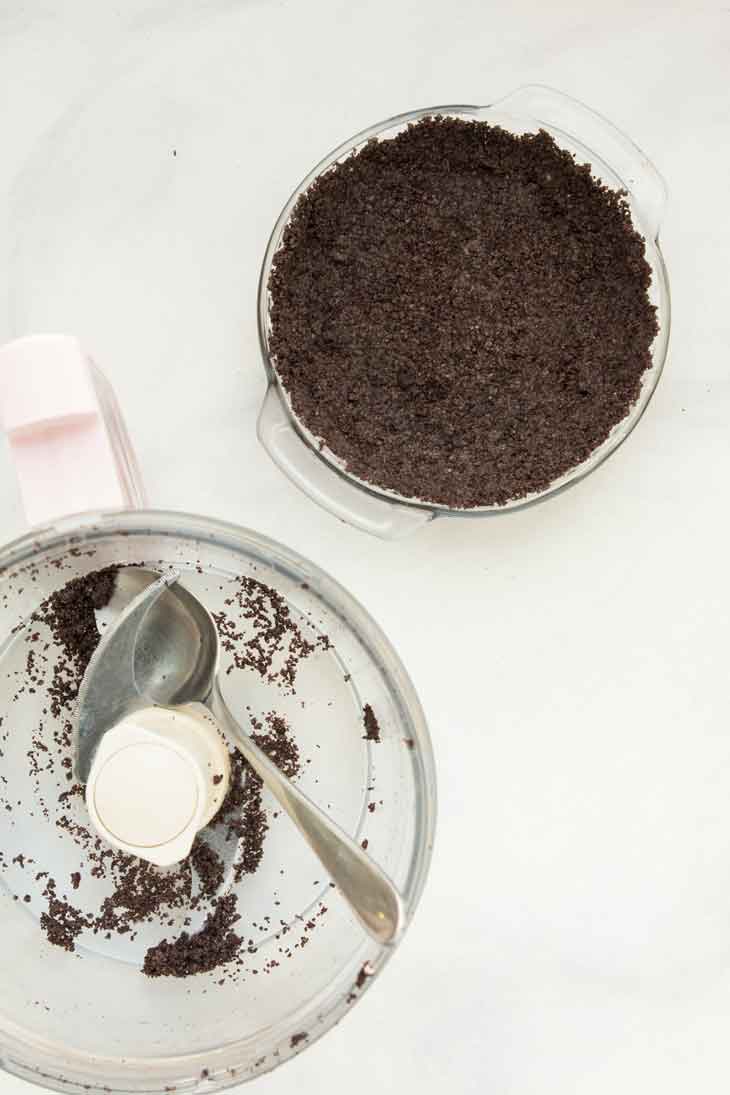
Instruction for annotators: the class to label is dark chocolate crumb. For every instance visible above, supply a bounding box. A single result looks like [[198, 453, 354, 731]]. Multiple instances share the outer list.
[[34, 566, 119, 717], [143, 895, 241, 978], [363, 703, 381, 743], [212, 575, 329, 692], [190, 839, 224, 899], [40, 896, 93, 952], [355, 961, 374, 990]]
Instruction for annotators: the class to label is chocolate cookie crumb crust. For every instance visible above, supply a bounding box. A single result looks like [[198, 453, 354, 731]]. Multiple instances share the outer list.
[[269, 117, 658, 508]]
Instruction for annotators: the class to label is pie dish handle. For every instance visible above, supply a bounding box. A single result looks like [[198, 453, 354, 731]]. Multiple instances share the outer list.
[[488, 84, 667, 241], [257, 384, 434, 540], [0, 334, 146, 528]]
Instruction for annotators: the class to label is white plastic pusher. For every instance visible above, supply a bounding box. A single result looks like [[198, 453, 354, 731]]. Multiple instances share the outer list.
[[87, 704, 231, 865], [0, 334, 231, 864]]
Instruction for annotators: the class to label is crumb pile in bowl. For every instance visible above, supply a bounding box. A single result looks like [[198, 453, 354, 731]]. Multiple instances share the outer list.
[[268, 117, 659, 508]]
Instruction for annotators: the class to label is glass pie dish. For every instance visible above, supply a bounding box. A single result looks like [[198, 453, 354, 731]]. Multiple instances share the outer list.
[[257, 84, 671, 539]]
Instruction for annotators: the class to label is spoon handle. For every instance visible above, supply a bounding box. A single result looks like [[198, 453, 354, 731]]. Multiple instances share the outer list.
[[208, 679, 404, 947]]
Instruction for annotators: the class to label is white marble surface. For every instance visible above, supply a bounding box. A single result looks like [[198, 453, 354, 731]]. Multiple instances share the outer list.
[[1, 1, 730, 1092]]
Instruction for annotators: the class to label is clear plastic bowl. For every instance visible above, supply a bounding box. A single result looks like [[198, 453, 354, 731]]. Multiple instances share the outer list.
[[0, 510, 436, 1094], [257, 84, 671, 539]]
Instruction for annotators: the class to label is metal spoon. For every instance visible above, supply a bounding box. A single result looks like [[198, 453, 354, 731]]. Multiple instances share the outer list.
[[76, 567, 404, 945]]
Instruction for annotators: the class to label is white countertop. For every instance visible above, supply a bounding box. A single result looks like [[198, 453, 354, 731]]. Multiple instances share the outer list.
[[1, 2, 729, 1092]]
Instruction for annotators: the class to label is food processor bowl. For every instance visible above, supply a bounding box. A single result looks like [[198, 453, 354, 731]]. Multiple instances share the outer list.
[[0, 339, 436, 1093], [257, 84, 670, 538], [0, 511, 436, 1093]]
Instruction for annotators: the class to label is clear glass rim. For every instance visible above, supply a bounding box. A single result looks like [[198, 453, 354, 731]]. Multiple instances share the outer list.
[[0, 508, 437, 1093], [257, 102, 671, 519]]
